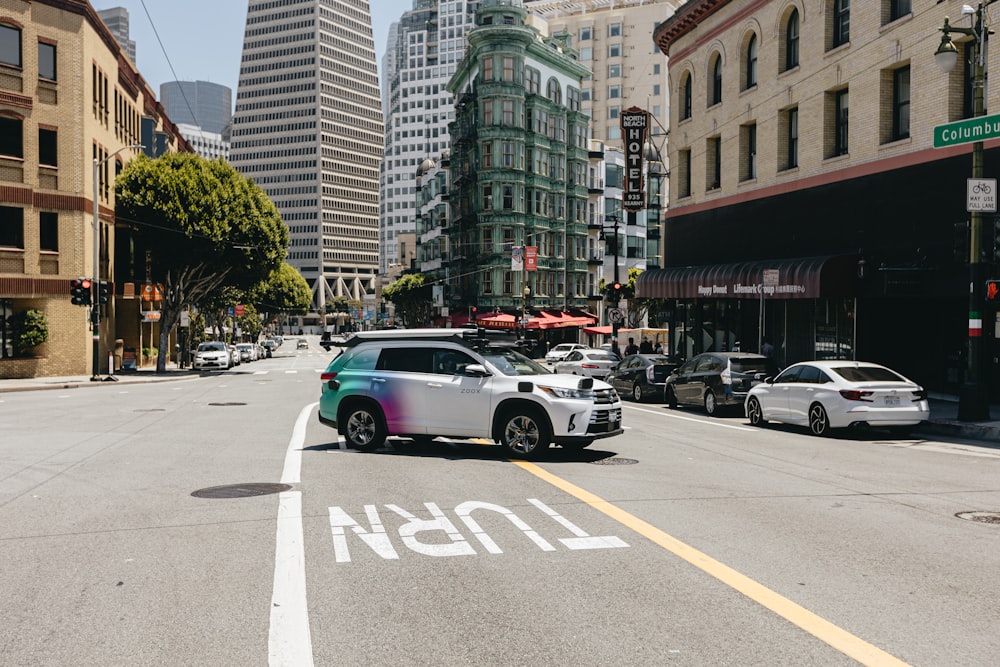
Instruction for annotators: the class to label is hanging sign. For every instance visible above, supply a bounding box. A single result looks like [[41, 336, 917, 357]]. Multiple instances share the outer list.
[[621, 107, 649, 211]]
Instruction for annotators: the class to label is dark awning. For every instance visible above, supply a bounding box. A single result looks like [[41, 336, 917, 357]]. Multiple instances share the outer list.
[[635, 255, 858, 300]]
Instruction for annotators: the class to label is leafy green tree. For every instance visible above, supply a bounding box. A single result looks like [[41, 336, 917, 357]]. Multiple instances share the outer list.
[[116, 153, 288, 371], [236, 303, 262, 341], [381, 273, 432, 328], [252, 263, 312, 323], [7, 309, 48, 356]]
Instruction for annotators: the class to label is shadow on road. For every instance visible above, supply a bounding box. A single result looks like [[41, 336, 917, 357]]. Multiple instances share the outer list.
[[303, 438, 620, 463]]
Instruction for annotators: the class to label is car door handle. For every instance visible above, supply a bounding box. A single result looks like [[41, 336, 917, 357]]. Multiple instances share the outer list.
[[427, 382, 443, 388], [372, 378, 386, 384]]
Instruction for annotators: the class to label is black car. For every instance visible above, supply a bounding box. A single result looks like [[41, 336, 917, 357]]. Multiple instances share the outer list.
[[608, 354, 679, 402], [664, 352, 776, 415]]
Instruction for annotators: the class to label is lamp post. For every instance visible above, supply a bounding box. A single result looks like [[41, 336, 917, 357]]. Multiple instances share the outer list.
[[92, 144, 143, 380], [599, 215, 622, 339], [936, 5, 993, 419]]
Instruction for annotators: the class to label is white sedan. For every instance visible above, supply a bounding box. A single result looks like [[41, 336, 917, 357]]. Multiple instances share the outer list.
[[544, 343, 589, 364], [552, 349, 617, 380], [744, 360, 929, 436]]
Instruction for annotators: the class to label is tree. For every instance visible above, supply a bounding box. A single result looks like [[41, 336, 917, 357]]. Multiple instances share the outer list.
[[236, 303, 262, 341], [252, 262, 312, 323], [380, 273, 433, 328], [7, 309, 48, 356], [621, 268, 667, 329], [116, 153, 289, 371]]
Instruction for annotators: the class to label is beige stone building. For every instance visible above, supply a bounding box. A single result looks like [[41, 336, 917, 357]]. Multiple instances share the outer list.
[[0, 0, 187, 378], [641, 0, 996, 393]]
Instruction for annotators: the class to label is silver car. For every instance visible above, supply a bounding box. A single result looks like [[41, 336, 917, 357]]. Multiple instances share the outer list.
[[552, 349, 616, 380]]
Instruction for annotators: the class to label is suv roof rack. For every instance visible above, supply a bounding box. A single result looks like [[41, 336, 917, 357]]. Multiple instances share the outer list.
[[337, 327, 518, 350]]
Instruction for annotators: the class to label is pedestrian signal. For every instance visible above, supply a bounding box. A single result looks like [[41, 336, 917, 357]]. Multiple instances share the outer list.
[[97, 281, 111, 305], [987, 280, 1000, 301]]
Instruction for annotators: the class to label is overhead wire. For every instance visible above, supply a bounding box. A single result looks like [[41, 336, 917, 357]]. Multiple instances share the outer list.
[[136, 0, 203, 128]]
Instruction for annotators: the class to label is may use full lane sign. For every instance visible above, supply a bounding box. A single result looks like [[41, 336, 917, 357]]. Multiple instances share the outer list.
[[621, 107, 649, 211]]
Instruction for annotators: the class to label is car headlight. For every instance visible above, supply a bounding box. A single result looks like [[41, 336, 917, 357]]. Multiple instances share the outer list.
[[538, 385, 594, 400]]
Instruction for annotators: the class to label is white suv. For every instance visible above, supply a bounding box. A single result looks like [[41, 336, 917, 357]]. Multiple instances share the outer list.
[[317, 329, 623, 458]]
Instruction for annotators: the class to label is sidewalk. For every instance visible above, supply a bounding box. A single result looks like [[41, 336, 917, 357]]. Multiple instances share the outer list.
[[2, 370, 998, 444]]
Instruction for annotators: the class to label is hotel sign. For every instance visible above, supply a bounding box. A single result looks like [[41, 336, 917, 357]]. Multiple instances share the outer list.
[[933, 113, 1000, 148], [621, 107, 649, 211]]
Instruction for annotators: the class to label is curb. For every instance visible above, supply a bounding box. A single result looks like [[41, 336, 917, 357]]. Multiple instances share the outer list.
[[915, 420, 1000, 444], [0, 371, 201, 394]]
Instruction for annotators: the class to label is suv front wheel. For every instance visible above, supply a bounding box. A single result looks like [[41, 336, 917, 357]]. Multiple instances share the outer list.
[[498, 407, 550, 459], [341, 402, 386, 451]]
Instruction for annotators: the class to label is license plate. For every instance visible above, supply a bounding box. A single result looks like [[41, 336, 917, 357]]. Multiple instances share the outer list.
[[884, 396, 900, 406]]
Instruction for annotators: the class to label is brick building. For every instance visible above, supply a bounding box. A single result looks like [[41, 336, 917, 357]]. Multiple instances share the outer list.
[[1, 0, 187, 378]]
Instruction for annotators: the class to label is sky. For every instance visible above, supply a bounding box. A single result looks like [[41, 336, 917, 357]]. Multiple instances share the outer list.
[[92, 0, 414, 104]]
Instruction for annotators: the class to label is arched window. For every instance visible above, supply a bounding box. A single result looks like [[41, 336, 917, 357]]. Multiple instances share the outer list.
[[784, 9, 800, 71], [680, 72, 692, 120], [709, 54, 723, 106], [745, 34, 758, 89], [547, 79, 562, 104]]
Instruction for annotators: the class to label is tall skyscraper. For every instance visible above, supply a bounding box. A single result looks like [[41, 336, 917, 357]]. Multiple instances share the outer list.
[[230, 0, 383, 312], [379, 1, 477, 273], [96, 7, 137, 63], [160, 81, 232, 135]]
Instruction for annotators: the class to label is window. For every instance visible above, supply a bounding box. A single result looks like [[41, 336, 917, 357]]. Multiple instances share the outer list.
[[784, 107, 799, 170], [580, 26, 592, 41], [483, 99, 493, 125], [745, 34, 758, 89], [502, 185, 514, 210], [567, 87, 581, 111], [709, 54, 723, 106], [678, 149, 691, 198], [482, 142, 492, 168], [707, 136, 721, 190], [832, 0, 850, 48], [830, 89, 849, 156], [784, 9, 799, 71], [609, 106, 620, 120], [0, 206, 24, 249], [482, 185, 493, 210], [889, 0, 911, 22], [525, 67, 540, 94], [482, 57, 493, 81], [547, 79, 561, 104], [609, 23, 621, 37], [580, 47, 592, 61], [0, 116, 23, 158], [38, 41, 56, 80], [608, 85, 621, 99], [38, 128, 57, 166], [609, 44, 621, 58], [502, 56, 514, 82], [502, 99, 514, 125], [502, 142, 514, 168], [892, 66, 910, 141], [39, 212, 58, 252], [680, 72, 692, 120], [483, 271, 493, 295], [741, 123, 757, 181], [608, 64, 621, 78], [0, 24, 21, 68]]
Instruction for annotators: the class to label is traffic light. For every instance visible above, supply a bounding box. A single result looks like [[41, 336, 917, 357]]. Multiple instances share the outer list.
[[613, 282, 622, 301], [97, 280, 111, 305], [70, 278, 92, 306], [987, 279, 1000, 301]]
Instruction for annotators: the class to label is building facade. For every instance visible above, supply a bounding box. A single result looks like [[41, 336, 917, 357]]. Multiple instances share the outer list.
[[0, 0, 187, 378], [441, 0, 599, 335], [644, 0, 991, 392], [160, 80, 232, 136], [96, 6, 136, 63], [230, 0, 383, 315]]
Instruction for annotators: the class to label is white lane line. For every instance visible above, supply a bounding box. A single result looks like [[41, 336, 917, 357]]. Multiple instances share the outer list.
[[625, 405, 756, 431], [255, 370, 269, 375], [285, 370, 298, 374], [268, 402, 317, 667]]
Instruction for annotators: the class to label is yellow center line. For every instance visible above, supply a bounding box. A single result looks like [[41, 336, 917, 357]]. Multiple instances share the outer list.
[[513, 459, 911, 667]]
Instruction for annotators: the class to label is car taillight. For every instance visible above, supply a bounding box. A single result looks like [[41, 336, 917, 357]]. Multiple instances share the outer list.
[[720, 361, 732, 385], [320, 371, 338, 382], [912, 388, 927, 401], [582, 364, 598, 369], [839, 389, 874, 402], [646, 366, 655, 381]]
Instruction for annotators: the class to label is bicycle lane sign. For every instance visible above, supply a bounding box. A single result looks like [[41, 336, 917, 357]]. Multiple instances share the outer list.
[[968, 178, 997, 212]]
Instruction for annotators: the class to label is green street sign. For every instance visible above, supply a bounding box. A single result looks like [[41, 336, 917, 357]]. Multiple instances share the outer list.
[[934, 114, 1000, 148]]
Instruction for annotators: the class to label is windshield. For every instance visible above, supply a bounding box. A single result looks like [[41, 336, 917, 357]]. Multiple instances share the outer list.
[[730, 358, 772, 373], [480, 347, 552, 376], [198, 342, 226, 352], [830, 365, 906, 382]]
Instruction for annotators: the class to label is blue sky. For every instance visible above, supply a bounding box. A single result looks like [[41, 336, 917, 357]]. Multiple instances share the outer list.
[[93, 0, 413, 102]]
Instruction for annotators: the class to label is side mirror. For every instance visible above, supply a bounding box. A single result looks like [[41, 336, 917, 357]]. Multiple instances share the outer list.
[[464, 363, 490, 377]]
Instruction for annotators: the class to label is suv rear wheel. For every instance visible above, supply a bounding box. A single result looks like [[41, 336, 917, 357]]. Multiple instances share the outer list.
[[341, 402, 386, 451], [498, 407, 550, 458]]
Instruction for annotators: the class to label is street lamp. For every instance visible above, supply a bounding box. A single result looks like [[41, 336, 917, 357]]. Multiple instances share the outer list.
[[92, 144, 143, 380], [598, 215, 622, 338], [936, 5, 992, 420]]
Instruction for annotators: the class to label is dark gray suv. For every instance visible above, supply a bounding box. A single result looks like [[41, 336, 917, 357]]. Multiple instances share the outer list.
[[664, 352, 776, 416]]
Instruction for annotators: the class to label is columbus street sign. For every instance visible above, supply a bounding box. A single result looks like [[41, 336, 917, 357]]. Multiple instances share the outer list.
[[933, 113, 1000, 148]]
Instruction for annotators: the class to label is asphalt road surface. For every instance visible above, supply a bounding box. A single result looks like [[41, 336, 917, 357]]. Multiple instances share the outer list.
[[2, 342, 999, 666]]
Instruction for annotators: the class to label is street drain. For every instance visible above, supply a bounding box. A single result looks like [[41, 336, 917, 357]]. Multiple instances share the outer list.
[[208, 402, 247, 406], [956, 511, 1000, 525], [588, 457, 638, 465], [191, 483, 291, 499]]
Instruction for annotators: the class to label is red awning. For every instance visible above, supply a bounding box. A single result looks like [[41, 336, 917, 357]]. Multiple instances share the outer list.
[[531, 311, 597, 330], [476, 313, 519, 329], [583, 325, 613, 335]]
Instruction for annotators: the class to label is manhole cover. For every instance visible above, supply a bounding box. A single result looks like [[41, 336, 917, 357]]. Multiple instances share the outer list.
[[191, 483, 291, 499], [956, 511, 1000, 525], [208, 402, 247, 406], [588, 457, 638, 465]]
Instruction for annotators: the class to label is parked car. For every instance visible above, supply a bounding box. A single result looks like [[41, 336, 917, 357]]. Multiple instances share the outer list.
[[261, 340, 275, 357], [608, 354, 680, 402], [193, 342, 231, 371], [228, 344, 241, 367], [544, 343, 589, 363], [552, 349, 617, 380], [598, 343, 622, 362], [664, 352, 775, 415], [745, 360, 930, 436], [236, 343, 256, 363], [297, 338, 309, 349]]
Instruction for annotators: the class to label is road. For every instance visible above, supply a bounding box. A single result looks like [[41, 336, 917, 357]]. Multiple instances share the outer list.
[[2, 339, 999, 666]]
